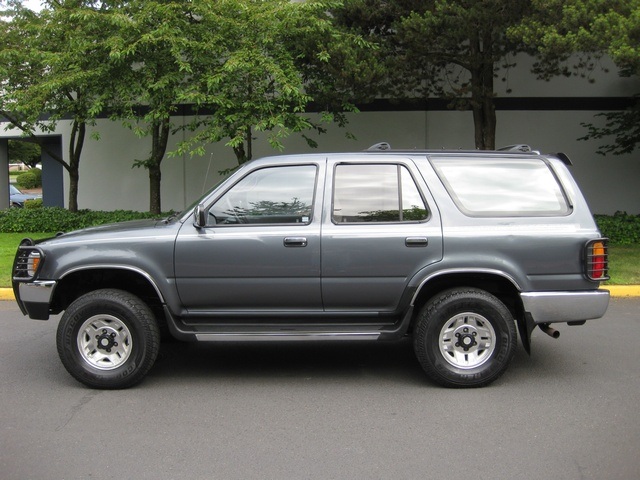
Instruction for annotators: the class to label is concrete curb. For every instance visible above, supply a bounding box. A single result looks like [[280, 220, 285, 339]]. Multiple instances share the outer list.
[[1, 286, 639, 302], [0, 288, 15, 301], [603, 285, 640, 298], [0, 288, 14, 301]]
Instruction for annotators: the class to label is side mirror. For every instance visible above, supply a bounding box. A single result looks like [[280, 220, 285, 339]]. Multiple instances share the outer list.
[[193, 204, 208, 228]]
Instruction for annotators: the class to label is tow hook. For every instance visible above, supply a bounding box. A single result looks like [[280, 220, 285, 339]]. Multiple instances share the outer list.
[[539, 323, 560, 339]]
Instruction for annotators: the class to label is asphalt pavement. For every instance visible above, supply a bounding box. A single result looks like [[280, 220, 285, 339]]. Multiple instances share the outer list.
[[1, 298, 639, 480]]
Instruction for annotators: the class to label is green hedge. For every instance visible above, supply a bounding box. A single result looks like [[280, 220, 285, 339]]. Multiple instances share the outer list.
[[16, 169, 42, 189], [595, 212, 640, 245], [0, 207, 170, 233]]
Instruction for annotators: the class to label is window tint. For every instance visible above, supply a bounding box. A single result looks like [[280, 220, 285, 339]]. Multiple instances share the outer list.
[[430, 157, 570, 216], [333, 164, 428, 223], [209, 165, 316, 225]]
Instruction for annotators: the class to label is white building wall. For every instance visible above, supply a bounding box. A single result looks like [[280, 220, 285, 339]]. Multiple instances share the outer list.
[[2, 54, 639, 214]]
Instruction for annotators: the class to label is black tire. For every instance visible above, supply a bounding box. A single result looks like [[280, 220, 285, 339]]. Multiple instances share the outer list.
[[56, 289, 160, 389], [413, 287, 517, 388]]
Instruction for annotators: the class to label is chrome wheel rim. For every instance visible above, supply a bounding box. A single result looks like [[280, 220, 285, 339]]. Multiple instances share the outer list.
[[438, 312, 496, 369], [77, 314, 132, 370]]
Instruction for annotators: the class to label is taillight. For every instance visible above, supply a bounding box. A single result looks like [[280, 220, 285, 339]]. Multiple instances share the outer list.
[[585, 239, 609, 281]]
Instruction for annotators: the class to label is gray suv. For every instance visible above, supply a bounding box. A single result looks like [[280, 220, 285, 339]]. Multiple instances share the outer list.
[[13, 146, 610, 389]]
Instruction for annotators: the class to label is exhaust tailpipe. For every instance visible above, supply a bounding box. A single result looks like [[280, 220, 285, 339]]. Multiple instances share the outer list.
[[539, 323, 560, 339]]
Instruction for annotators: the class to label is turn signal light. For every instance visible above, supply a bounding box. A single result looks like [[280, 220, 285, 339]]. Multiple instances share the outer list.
[[27, 251, 41, 277]]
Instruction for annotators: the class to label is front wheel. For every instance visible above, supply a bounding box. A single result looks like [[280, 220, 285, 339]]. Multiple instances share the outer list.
[[56, 289, 160, 389], [414, 288, 517, 388]]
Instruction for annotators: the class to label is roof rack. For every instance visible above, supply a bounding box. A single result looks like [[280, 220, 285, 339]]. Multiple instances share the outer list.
[[366, 142, 391, 151], [497, 144, 534, 153]]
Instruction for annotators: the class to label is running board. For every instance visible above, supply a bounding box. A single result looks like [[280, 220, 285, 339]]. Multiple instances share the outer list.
[[195, 331, 381, 342], [162, 305, 415, 343]]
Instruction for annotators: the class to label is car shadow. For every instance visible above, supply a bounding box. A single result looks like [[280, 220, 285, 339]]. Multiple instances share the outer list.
[[150, 338, 430, 386], [147, 336, 564, 388]]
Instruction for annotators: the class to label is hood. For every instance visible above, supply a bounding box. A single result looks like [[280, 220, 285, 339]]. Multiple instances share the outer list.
[[37, 218, 179, 246]]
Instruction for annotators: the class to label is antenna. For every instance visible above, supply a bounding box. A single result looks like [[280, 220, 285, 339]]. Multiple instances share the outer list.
[[202, 153, 213, 194]]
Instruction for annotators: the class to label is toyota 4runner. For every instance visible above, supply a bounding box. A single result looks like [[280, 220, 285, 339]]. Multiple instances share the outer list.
[[12, 145, 610, 389]]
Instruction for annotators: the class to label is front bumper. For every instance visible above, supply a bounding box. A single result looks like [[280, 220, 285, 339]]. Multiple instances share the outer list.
[[520, 289, 610, 325], [15, 280, 56, 320]]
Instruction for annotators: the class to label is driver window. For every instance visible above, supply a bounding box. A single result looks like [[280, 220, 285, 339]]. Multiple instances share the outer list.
[[208, 165, 317, 225]]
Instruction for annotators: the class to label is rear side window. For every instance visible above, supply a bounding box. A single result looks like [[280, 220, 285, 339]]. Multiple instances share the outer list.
[[430, 157, 571, 217], [333, 164, 429, 223]]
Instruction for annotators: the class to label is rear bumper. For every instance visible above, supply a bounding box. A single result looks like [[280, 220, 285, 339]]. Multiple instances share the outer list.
[[520, 290, 610, 325], [15, 280, 56, 320]]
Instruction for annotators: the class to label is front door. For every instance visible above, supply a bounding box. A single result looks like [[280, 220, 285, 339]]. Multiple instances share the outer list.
[[175, 162, 324, 315]]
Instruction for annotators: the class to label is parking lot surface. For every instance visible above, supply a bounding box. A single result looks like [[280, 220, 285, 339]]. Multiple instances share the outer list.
[[1, 299, 639, 480]]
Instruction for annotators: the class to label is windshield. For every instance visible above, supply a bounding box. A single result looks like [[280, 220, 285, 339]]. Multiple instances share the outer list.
[[10, 184, 21, 195], [177, 175, 232, 222]]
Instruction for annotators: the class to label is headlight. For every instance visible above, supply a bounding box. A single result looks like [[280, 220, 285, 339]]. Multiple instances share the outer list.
[[13, 243, 44, 281]]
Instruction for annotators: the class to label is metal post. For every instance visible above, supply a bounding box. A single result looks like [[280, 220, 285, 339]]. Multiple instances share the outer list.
[[41, 137, 64, 208], [0, 139, 9, 209]]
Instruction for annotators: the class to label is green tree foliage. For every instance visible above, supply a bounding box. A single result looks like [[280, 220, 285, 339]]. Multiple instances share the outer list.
[[512, 0, 640, 155], [177, 0, 377, 166], [2, 0, 376, 214], [335, 0, 533, 150], [8, 139, 40, 167], [1, 0, 118, 212], [103, 0, 201, 214], [108, 0, 376, 211]]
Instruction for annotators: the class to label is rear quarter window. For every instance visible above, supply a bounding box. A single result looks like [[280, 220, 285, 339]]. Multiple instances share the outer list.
[[430, 157, 571, 217]]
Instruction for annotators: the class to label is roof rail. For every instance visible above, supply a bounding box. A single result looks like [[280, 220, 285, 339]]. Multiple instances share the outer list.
[[366, 142, 391, 151], [497, 144, 534, 153]]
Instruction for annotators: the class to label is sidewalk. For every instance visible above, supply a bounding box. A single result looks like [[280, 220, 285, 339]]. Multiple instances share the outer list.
[[1, 286, 639, 302]]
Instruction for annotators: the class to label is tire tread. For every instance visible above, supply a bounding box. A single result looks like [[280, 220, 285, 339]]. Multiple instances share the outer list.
[[414, 287, 517, 388], [56, 289, 160, 389]]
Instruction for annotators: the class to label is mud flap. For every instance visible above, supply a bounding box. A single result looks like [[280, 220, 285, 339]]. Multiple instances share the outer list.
[[516, 312, 537, 355]]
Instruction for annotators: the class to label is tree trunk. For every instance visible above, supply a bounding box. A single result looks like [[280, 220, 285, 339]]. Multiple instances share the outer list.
[[469, 33, 497, 151], [149, 163, 162, 215], [147, 117, 170, 215], [232, 127, 253, 166], [470, 80, 496, 150], [68, 120, 85, 212]]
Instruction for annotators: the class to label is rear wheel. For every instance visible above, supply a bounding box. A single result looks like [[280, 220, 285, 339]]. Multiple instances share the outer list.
[[56, 289, 160, 389], [414, 288, 516, 388]]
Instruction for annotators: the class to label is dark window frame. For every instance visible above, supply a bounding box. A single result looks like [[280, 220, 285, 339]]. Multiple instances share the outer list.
[[331, 162, 430, 224]]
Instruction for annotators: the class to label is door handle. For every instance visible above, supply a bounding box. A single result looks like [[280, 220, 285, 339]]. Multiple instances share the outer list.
[[284, 237, 308, 247], [405, 237, 428, 247]]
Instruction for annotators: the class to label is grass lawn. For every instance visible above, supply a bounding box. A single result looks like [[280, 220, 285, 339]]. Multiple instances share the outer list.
[[1, 233, 54, 288], [0, 233, 638, 287], [604, 244, 640, 285]]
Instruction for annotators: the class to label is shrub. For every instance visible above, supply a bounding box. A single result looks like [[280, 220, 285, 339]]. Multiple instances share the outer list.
[[595, 212, 640, 245], [24, 198, 43, 209], [0, 207, 171, 233], [16, 169, 42, 189]]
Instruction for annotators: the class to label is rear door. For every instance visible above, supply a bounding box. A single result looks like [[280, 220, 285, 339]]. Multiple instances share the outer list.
[[321, 157, 443, 312]]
